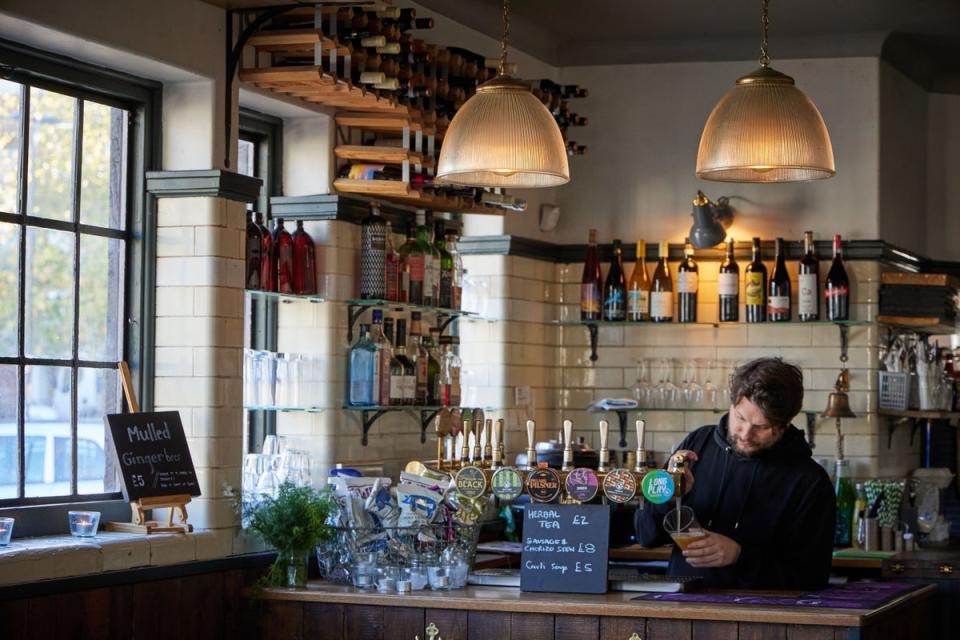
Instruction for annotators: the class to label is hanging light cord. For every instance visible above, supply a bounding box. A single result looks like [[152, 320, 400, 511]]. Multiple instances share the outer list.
[[759, 0, 771, 68], [499, 0, 511, 75]]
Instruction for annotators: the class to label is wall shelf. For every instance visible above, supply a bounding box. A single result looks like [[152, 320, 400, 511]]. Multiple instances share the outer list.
[[244, 405, 325, 413], [334, 145, 429, 166], [877, 316, 958, 334], [879, 409, 960, 449], [347, 299, 492, 341], [343, 405, 475, 446], [245, 289, 325, 304]]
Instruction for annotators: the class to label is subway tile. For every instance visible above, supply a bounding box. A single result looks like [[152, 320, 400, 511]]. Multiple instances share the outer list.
[[156, 286, 194, 316], [156, 256, 244, 288], [746, 323, 812, 347], [155, 376, 222, 407], [157, 226, 195, 257], [155, 316, 243, 348], [155, 347, 194, 377], [223, 199, 248, 230], [194, 286, 244, 319], [563, 367, 623, 389], [195, 225, 241, 259], [192, 407, 244, 438], [157, 197, 225, 228], [192, 346, 242, 378]]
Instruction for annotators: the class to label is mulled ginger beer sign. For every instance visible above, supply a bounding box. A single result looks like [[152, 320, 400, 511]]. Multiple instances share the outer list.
[[520, 504, 609, 593]]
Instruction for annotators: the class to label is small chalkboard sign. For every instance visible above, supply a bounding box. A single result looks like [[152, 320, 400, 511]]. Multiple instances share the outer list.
[[105, 411, 201, 501], [520, 504, 609, 594]]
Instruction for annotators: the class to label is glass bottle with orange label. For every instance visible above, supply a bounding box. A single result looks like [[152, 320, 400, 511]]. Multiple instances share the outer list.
[[580, 229, 602, 320], [626, 240, 650, 321], [744, 237, 767, 323], [649, 241, 673, 323]]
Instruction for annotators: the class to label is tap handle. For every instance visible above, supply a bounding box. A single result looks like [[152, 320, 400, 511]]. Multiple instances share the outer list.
[[562, 419, 573, 470], [635, 419, 646, 449], [598, 419, 609, 470], [483, 418, 493, 463], [472, 419, 482, 460], [525, 419, 537, 468], [492, 419, 502, 467], [460, 420, 471, 462]]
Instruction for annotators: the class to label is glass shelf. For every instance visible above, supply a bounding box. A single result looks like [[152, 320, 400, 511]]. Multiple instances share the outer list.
[[552, 319, 873, 327], [245, 289, 326, 304], [348, 298, 474, 316], [342, 405, 497, 412], [244, 405, 325, 413]]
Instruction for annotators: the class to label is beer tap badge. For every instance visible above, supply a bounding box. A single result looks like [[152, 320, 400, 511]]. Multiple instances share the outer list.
[[602, 469, 637, 503], [455, 466, 487, 499], [640, 469, 675, 504], [564, 468, 599, 502], [527, 467, 562, 503], [491, 467, 524, 501]]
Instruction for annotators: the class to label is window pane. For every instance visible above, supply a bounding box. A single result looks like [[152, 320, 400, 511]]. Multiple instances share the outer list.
[[0, 80, 21, 214], [26, 88, 76, 222], [24, 364, 71, 497], [77, 367, 120, 494], [0, 222, 18, 356], [238, 138, 255, 177], [0, 365, 18, 499], [79, 235, 124, 361], [80, 101, 127, 229], [25, 226, 75, 359]]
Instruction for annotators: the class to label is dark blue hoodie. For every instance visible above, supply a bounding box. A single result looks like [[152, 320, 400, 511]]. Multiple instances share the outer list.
[[635, 414, 835, 589]]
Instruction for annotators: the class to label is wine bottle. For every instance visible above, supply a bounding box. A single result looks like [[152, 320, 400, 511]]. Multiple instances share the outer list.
[[359, 203, 386, 299], [273, 218, 295, 295], [420, 212, 439, 306], [649, 241, 673, 323], [626, 240, 650, 322], [798, 230, 820, 321], [384, 221, 401, 302], [393, 318, 416, 405], [834, 458, 855, 547], [768, 237, 791, 322], [718, 237, 739, 322], [436, 222, 453, 309], [292, 220, 318, 295], [677, 241, 698, 323], [260, 215, 276, 292], [245, 211, 264, 290], [580, 229, 602, 321], [603, 239, 627, 322], [410, 312, 430, 404], [825, 234, 850, 320], [400, 221, 425, 305], [745, 237, 767, 323]]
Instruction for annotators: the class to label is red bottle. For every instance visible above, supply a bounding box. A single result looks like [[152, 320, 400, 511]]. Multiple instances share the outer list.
[[245, 211, 265, 290], [260, 215, 276, 292], [273, 218, 295, 294], [292, 220, 318, 295]]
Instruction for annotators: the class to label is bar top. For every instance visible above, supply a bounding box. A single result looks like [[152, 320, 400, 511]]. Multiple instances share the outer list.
[[253, 582, 935, 628]]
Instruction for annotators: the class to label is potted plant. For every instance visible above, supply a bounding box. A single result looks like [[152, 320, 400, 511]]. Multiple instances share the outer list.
[[244, 481, 336, 588]]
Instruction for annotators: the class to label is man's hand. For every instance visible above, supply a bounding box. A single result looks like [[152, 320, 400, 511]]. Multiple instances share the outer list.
[[667, 449, 699, 495], [682, 531, 741, 568]]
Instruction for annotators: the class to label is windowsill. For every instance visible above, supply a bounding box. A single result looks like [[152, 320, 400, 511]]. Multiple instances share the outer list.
[[0, 529, 269, 588]]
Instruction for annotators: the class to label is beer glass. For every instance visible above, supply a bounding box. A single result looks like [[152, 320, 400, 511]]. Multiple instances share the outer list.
[[663, 506, 706, 550]]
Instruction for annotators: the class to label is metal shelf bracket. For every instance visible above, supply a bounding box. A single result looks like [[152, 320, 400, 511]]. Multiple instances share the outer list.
[[587, 323, 599, 362], [420, 409, 440, 444], [361, 409, 389, 446]]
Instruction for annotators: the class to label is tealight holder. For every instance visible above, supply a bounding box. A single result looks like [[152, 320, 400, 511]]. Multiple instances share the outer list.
[[0, 517, 13, 546], [68, 511, 100, 537]]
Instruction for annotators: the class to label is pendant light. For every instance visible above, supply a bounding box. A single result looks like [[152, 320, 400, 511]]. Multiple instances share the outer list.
[[436, 0, 570, 188], [696, 0, 835, 182]]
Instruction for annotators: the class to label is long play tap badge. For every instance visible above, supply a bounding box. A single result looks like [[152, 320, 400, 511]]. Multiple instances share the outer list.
[[455, 466, 487, 499], [640, 469, 675, 505], [491, 467, 524, 501], [527, 467, 562, 503], [602, 469, 637, 504]]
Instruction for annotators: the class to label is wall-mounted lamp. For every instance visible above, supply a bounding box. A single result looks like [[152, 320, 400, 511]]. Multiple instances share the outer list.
[[689, 190, 733, 249]]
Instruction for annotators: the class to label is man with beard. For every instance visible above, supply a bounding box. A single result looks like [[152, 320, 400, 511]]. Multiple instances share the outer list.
[[635, 358, 835, 589]]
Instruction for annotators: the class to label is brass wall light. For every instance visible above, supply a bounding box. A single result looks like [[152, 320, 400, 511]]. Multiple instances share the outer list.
[[436, 0, 570, 188], [696, 0, 835, 183]]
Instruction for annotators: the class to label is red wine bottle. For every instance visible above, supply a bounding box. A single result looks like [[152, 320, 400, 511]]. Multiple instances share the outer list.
[[768, 237, 791, 322], [602, 239, 627, 321], [273, 218, 295, 294], [825, 234, 850, 320], [744, 237, 766, 323], [260, 215, 276, 292], [718, 237, 739, 322], [798, 231, 820, 321], [246, 211, 264, 290], [677, 242, 698, 323], [580, 229, 602, 321], [649, 241, 673, 323], [292, 220, 317, 295]]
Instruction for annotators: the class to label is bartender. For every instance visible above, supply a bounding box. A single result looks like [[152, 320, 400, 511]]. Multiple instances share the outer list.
[[635, 357, 835, 589]]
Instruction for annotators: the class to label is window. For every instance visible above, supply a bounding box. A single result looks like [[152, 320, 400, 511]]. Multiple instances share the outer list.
[[0, 39, 158, 512]]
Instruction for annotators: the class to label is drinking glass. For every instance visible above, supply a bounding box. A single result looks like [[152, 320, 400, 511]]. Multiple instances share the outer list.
[[255, 351, 277, 407], [655, 358, 678, 408], [243, 349, 257, 407], [663, 506, 706, 550], [632, 359, 654, 407], [255, 454, 279, 498]]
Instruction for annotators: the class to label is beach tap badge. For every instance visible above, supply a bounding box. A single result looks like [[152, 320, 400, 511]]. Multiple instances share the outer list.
[[640, 469, 675, 505]]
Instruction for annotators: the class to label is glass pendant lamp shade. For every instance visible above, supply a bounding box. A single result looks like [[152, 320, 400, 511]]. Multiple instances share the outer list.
[[696, 67, 835, 182], [436, 76, 570, 188]]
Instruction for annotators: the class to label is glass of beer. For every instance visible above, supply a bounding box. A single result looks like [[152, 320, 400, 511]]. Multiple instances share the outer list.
[[663, 506, 706, 550]]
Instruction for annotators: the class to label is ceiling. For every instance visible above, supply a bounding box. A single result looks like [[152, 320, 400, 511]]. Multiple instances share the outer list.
[[416, 0, 960, 90]]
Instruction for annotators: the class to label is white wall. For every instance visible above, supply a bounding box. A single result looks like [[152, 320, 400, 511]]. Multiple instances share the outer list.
[[536, 57, 882, 245], [927, 93, 960, 261]]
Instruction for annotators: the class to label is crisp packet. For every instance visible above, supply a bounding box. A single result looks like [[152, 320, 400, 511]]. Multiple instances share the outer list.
[[397, 484, 443, 527], [364, 478, 400, 529], [399, 470, 451, 495]]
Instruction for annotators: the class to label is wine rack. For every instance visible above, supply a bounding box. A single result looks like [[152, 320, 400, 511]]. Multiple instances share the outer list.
[[228, 2, 588, 216]]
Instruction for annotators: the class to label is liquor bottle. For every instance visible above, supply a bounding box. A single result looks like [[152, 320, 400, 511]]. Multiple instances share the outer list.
[[603, 239, 627, 322], [347, 324, 379, 407], [384, 221, 401, 302], [273, 218, 295, 295], [245, 211, 264, 290], [798, 231, 820, 322], [292, 220, 318, 295], [825, 234, 850, 321], [677, 241, 698, 323], [626, 240, 650, 322], [374, 311, 395, 406], [410, 312, 430, 405], [400, 221, 425, 305], [426, 328, 442, 405], [417, 211, 439, 306], [360, 203, 386, 299], [745, 237, 767, 323], [436, 222, 453, 308], [393, 318, 416, 405], [852, 482, 867, 548], [768, 237, 791, 322], [445, 230, 463, 310], [649, 241, 673, 323], [437, 335, 462, 407], [580, 229, 602, 320], [718, 237, 739, 322], [834, 458, 856, 547], [260, 215, 276, 292]]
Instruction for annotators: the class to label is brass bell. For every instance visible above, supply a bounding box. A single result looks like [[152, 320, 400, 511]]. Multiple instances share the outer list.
[[822, 369, 856, 419]]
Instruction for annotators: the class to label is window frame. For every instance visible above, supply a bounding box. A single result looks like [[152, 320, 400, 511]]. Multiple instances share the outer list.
[[0, 38, 160, 532]]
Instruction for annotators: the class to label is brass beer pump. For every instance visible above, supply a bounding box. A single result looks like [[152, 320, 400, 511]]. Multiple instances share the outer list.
[[597, 419, 610, 474], [524, 419, 537, 469]]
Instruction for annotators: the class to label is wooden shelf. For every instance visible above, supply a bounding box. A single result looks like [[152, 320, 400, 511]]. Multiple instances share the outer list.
[[333, 178, 414, 198], [336, 111, 432, 134], [246, 29, 340, 53], [877, 315, 957, 334], [240, 67, 405, 112], [334, 145, 428, 166], [878, 409, 960, 420]]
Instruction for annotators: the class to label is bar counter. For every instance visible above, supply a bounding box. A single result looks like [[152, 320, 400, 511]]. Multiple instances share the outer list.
[[250, 581, 935, 639]]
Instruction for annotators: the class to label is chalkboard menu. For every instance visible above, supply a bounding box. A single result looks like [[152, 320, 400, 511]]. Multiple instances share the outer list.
[[105, 411, 201, 501], [520, 504, 609, 594]]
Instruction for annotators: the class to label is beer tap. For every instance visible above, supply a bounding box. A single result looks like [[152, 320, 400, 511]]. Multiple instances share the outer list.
[[561, 419, 574, 473], [482, 418, 493, 468], [491, 419, 502, 470], [497, 418, 506, 463], [524, 419, 537, 470], [634, 419, 647, 474], [471, 418, 482, 464], [668, 452, 690, 499], [598, 419, 610, 473], [435, 414, 446, 471], [458, 419, 471, 469]]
